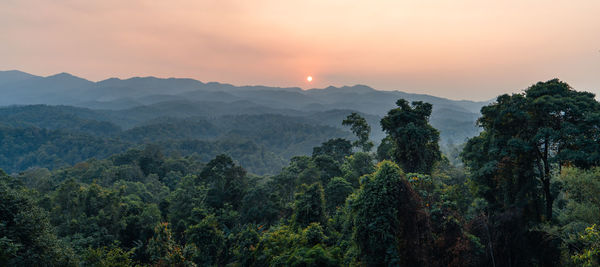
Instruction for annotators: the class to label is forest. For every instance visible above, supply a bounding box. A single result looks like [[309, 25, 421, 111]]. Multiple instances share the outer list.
[[3, 79, 600, 266]]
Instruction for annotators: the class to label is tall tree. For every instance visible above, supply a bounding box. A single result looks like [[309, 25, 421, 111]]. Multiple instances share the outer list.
[[292, 183, 327, 228], [381, 99, 441, 174], [462, 79, 600, 266], [463, 79, 600, 220], [351, 161, 432, 266], [342, 112, 374, 152]]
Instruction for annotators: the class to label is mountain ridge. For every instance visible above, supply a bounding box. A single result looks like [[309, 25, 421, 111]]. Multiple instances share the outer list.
[[0, 70, 486, 144], [0, 70, 488, 102]]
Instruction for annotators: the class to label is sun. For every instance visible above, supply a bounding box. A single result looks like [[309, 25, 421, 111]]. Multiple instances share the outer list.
[[306, 76, 313, 82]]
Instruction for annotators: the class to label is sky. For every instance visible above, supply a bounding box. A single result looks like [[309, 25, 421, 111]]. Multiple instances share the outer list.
[[1, 0, 599, 100]]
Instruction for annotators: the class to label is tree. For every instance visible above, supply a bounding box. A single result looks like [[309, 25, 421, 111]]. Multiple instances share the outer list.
[[231, 226, 261, 265], [81, 245, 136, 267], [341, 152, 375, 188], [168, 175, 207, 239], [241, 184, 281, 225], [381, 99, 441, 174], [199, 154, 248, 210], [273, 244, 339, 267], [342, 112, 374, 152], [461, 79, 600, 266], [555, 167, 600, 263], [312, 138, 353, 164], [184, 214, 226, 266], [376, 135, 394, 162], [463, 79, 600, 221], [138, 145, 165, 176], [313, 154, 342, 185], [557, 167, 600, 230], [147, 222, 185, 266], [292, 183, 327, 228], [351, 161, 432, 266], [325, 177, 353, 212], [572, 224, 600, 267], [0, 178, 76, 266]]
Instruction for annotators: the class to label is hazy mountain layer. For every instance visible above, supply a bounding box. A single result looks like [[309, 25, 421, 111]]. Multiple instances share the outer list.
[[0, 70, 486, 144]]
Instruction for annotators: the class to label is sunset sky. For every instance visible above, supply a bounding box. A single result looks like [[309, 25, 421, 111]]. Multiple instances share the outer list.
[[1, 0, 599, 100]]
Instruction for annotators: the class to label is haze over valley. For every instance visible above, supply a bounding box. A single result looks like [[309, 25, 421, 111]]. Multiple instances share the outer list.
[[0, 70, 484, 174]]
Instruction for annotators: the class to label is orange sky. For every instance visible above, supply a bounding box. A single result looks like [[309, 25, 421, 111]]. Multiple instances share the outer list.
[[1, 0, 599, 100]]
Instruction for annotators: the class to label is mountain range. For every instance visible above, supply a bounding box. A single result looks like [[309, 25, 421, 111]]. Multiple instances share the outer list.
[[0, 70, 487, 145]]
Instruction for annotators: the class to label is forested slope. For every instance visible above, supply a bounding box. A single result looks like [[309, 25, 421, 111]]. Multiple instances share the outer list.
[[5, 78, 598, 266]]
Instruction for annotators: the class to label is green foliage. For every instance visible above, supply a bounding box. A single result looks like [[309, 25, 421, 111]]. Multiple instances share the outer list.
[[271, 155, 322, 204], [0, 107, 352, 175], [312, 154, 342, 185], [312, 138, 353, 164], [147, 222, 185, 266], [340, 152, 375, 187], [381, 99, 441, 174], [168, 175, 207, 239], [375, 135, 394, 162], [185, 214, 226, 266], [572, 224, 600, 267], [4, 82, 599, 266], [351, 161, 432, 266], [0, 104, 122, 136], [241, 184, 281, 226], [302, 223, 327, 246], [555, 167, 600, 264], [81, 244, 136, 267], [292, 183, 327, 228], [272, 244, 339, 267], [47, 179, 161, 252], [0, 125, 130, 173], [460, 79, 600, 266], [200, 154, 248, 210], [463, 79, 600, 221], [0, 178, 76, 266], [253, 225, 302, 265], [342, 112, 374, 152], [253, 223, 340, 267], [325, 177, 353, 213], [557, 167, 600, 226], [230, 226, 261, 266]]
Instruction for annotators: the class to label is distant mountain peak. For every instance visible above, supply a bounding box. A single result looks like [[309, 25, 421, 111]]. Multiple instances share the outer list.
[[47, 72, 76, 78], [346, 84, 375, 91], [0, 70, 38, 85], [99, 77, 122, 82], [45, 72, 93, 84], [0, 70, 34, 75], [128, 76, 159, 81], [315, 84, 375, 93]]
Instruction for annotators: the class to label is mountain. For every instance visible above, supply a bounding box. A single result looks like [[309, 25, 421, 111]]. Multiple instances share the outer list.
[[0, 70, 487, 144], [0, 70, 38, 85]]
